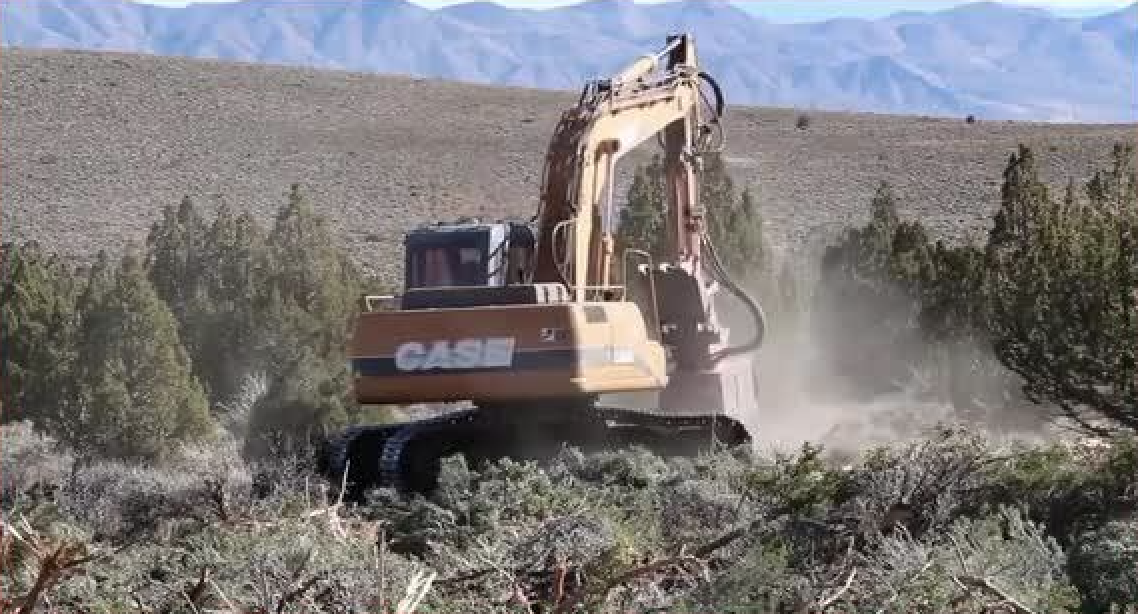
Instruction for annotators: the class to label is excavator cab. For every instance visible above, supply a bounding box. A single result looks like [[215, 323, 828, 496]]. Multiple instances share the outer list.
[[402, 221, 536, 290]]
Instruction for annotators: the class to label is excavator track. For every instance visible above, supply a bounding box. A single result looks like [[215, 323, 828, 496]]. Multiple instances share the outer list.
[[320, 404, 750, 502]]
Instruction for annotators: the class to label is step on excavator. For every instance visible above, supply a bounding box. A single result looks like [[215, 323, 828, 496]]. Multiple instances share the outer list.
[[319, 33, 767, 501]]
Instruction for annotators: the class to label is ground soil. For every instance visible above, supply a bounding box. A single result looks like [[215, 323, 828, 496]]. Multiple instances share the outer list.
[[3, 48, 1134, 285]]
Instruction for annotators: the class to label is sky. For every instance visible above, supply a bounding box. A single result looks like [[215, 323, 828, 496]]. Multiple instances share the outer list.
[[134, 0, 1133, 20]]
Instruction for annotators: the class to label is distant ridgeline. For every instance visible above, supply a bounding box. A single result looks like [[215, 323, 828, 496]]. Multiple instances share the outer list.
[[1, 0, 1136, 121]]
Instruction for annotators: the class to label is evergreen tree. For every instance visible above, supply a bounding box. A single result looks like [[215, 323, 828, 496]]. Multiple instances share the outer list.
[[135, 186, 372, 449], [616, 152, 767, 277], [145, 196, 215, 397], [246, 184, 364, 448], [617, 155, 668, 263], [195, 204, 270, 406], [700, 153, 766, 280], [146, 196, 209, 326], [815, 144, 1137, 432], [820, 182, 905, 280], [0, 242, 80, 425], [69, 248, 213, 460], [985, 145, 1137, 432], [814, 182, 932, 400], [613, 152, 770, 362], [1086, 143, 1138, 210], [988, 146, 1051, 253], [145, 197, 271, 408], [917, 241, 988, 340]]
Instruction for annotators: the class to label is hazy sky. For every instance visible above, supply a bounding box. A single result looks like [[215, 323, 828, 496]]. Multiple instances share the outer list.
[[133, 0, 1132, 20]]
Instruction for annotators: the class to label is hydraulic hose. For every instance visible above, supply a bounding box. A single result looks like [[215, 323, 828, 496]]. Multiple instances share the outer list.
[[702, 232, 767, 364], [697, 71, 726, 121]]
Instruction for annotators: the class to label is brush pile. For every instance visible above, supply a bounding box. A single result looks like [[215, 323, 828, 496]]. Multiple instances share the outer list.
[[2, 422, 1135, 613]]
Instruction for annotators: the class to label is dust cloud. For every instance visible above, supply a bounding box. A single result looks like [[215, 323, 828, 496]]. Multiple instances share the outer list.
[[746, 312, 957, 456], [718, 254, 1054, 458]]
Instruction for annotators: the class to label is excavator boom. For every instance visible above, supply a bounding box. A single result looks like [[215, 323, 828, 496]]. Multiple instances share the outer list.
[[320, 34, 765, 500]]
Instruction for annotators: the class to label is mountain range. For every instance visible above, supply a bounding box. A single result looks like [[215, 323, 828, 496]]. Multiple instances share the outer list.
[[2, 0, 1136, 121]]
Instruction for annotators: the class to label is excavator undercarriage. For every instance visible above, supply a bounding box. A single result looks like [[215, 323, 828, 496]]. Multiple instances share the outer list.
[[322, 401, 751, 501], [318, 33, 765, 501]]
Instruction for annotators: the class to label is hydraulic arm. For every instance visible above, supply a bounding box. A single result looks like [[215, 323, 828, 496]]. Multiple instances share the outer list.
[[530, 33, 764, 415]]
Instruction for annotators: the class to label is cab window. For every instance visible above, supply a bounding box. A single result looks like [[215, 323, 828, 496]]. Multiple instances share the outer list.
[[409, 245, 486, 288]]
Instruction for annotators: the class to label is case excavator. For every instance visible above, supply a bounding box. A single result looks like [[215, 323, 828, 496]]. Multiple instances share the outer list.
[[320, 34, 767, 500]]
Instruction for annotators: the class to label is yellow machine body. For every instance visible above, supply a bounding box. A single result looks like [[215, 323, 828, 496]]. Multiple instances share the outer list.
[[321, 33, 766, 498], [351, 300, 668, 405]]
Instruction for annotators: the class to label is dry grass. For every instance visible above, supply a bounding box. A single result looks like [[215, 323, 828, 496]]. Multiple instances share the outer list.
[[2, 47, 1134, 284]]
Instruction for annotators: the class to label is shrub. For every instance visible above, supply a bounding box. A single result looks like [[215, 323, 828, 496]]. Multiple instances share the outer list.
[[1069, 518, 1138, 613], [0, 420, 72, 507]]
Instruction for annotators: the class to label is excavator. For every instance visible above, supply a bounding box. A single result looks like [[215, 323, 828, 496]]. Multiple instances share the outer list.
[[320, 33, 767, 500]]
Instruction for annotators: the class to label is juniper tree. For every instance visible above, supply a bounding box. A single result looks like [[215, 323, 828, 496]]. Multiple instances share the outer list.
[[145, 195, 216, 398], [916, 242, 988, 340], [614, 152, 770, 360], [195, 204, 270, 406], [69, 248, 213, 460], [617, 154, 668, 263], [617, 152, 767, 279], [136, 187, 377, 448], [246, 184, 364, 449], [0, 242, 80, 426], [813, 182, 935, 399], [985, 144, 1138, 432], [146, 195, 209, 328], [146, 198, 272, 407], [700, 153, 765, 279]]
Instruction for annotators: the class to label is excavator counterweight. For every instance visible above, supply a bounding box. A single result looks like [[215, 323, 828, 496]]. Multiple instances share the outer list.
[[319, 34, 766, 500]]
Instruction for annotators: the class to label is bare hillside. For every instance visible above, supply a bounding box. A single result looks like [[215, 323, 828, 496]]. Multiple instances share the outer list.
[[2, 48, 1134, 284]]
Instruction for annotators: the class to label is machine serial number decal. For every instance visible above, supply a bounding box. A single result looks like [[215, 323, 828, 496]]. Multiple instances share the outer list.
[[394, 337, 517, 372]]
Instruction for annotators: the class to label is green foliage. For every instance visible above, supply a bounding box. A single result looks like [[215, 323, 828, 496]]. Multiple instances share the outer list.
[[143, 186, 365, 449], [742, 443, 844, 516], [68, 248, 213, 461], [0, 242, 81, 425], [815, 143, 1138, 432], [189, 203, 268, 405], [145, 196, 262, 406], [145, 195, 210, 342], [246, 184, 363, 447], [616, 152, 767, 280], [2, 183, 369, 463], [683, 537, 797, 613], [1069, 518, 1138, 613], [985, 144, 1138, 432], [703, 154, 766, 279], [813, 182, 940, 400], [917, 241, 989, 339], [984, 435, 1138, 547], [618, 155, 669, 263]]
